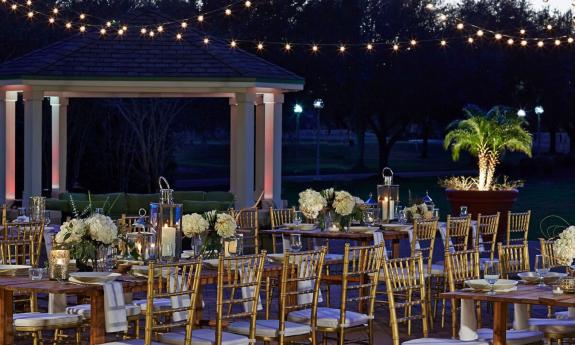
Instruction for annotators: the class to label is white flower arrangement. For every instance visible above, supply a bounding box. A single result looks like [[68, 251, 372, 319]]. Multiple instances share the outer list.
[[85, 213, 118, 245], [298, 189, 327, 219], [404, 203, 433, 222], [182, 213, 209, 238], [333, 191, 356, 216], [55, 218, 87, 244], [553, 226, 575, 266], [214, 213, 237, 239]]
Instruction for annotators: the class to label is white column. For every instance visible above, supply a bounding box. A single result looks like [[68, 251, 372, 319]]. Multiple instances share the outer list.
[[229, 98, 238, 196], [23, 90, 44, 204], [0, 91, 18, 202], [254, 95, 265, 198], [263, 93, 284, 207], [50, 96, 68, 194], [230, 93, 256, 208]]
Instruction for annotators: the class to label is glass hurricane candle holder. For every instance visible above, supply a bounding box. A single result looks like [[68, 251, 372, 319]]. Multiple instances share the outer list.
[[49, 249, 70, 281]]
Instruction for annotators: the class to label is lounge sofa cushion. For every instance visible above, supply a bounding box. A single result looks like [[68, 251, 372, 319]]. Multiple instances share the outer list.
[[183, 201, 230, 214], [205, 191, 234, 203], [45, 199, 70, 214], [58, 192, 89, 202], [126, 194, 159, 215], [90, 193, 127, 215], [174, 191, 206, 202]]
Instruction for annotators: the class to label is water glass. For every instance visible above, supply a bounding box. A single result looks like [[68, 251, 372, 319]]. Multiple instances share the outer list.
[[397, 207, 407, 224], [535, 254, 549, 287], [192, 236, 203, 258], [43, 211, 51, 226], [161, 244, 173, 263], [18, 207, 27, 217], [29, 267, 44, 280], [433, 208, 440, 219], [290, 234, 302, 253], [363, 210, 375, 226], [484, 260, 499, 295], [460, 206, 468, 217], [294, 211, 303, 226]]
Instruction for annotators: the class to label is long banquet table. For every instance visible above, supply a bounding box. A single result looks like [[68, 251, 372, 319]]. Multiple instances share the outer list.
[[441, 284, 575, 345]]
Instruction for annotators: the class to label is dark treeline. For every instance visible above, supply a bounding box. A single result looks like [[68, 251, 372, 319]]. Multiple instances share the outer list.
[[1, 0, 574, 193]]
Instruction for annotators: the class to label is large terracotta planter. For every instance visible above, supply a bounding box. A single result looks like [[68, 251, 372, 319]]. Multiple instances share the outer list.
[[445, 189, 519, 243]]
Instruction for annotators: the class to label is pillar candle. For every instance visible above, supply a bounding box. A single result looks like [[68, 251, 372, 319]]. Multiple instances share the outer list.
[[161, 225, 176, 256]]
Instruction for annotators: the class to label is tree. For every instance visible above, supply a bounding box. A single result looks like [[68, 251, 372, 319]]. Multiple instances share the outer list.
[[444, 105, 532, 190]]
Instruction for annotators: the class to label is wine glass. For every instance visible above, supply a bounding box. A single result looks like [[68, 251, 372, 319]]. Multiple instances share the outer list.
[[294, 211, 303, 226], [398, 207, 407, 224], [535, 254, 549, 287], [460, 206, 468, 217], [484, 260, 499, 295], [43, 211, 51, 226], [363, 210, 375, 226], [289, 234, 302, 253]]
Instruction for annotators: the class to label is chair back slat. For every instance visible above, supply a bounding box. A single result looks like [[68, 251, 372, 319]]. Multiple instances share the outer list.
[[539, 238, 563, 269], [382, 253, 429, 345], [119, 214, 150, 233], [0, 237, 36, 266], [144, 259, 203, 345], [230, 208, 259, 254], [445, 215, 471, 252], [476, 213, 500, 260], [270, 208, 295, 229], [4, 221, 44, 263], [411, 218, 438, 274], [506, 211, 531, 245], [498, 241, 530, 278]]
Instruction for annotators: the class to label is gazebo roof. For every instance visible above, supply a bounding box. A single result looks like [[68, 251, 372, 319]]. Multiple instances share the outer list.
[[0, 10, 303, 89]]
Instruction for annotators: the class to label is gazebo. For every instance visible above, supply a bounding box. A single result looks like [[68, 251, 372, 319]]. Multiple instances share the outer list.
[[0, 10, 304, 208]]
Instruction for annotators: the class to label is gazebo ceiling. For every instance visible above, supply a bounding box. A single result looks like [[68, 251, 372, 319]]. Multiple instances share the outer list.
[[0, 9, 304, 92]]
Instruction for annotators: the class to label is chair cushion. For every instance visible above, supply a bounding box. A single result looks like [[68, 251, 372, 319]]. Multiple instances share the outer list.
[[132, 298, 172, 311], [66, 304, 141, 319], [477, 328, 544, 345], [431, 264, 444, 275], [287, 307, 369, 328], [555, 311, 574, 320], [403, 339, 489, 345], [228, 319, 311, 338], [529, 318, 575, 334], [102, 341, 163, 345], [13, 312, 82, 328], [159, 329, 250, 345]]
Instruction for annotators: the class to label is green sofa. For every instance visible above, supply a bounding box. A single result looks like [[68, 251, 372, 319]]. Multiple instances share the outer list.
[[46, 191, 235, 219]]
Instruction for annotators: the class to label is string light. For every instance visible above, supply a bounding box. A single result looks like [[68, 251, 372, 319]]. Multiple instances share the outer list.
[[520, 29, 526, 35], [26, 11, 33, 18], [148, 31, 154, 37], [520, 39, 527, 46], [225, 8, 232, 15], [392, 44, 399, 51], [555, 39, 561, 46], [257, 42, 264, 50], [79, 25, 86, 32], [537, 40, 544, 47], [440, 39, 447, 46], [245, 1, 252, 8], [456, 23, 464, 30], [118, 29, 125, 36], [79, 13, 86, 20], [230, 40, 237, 48], [48, 17, 54, 24], [467, 37, 474, 44], [203, 37, 210, 44], [26, 0, 31, 5], [198, 15, 204, 22], [105, 21, 112, 27], [100, 28, 106, 35], [312, 44, 319, 52], [285, 43, 291, 51], [339, 45, 346, 52], [438, 13, 447, 21], [568, 37, 574, 44], [52, 8, 58, 15], [140, 28, 147, 34], [425, 3, 435, 10], [476, 30, 484, 37], [65, 22, 72, 29], [122, 25, 127, 31], [546, 24, 553, 30], [157, 25, 163, 33], [176, 33, 182, 40], [410, 39, 417, 46], [10, 4, 16, 11], [507, 38, 514, 45], [181, 21, 188, 29], [366, 43, 373, 50], [495, 33, 503, 40]]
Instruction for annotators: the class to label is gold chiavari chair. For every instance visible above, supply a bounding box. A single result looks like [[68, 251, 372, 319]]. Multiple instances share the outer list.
[[119, 213, 150, 233], [445, 215, 472, 253], [507, 211, 531, 245], [288, 243, 385, 345], [4, 220, 44, 264], [498, 241, 530, 279], [539, 238, 563, 270], [446, 249, 481, 338], [229, 248, 327, 344], [269, 207, 295, 253], [1, 204, 7, 227], [162, 253, 266, 345], [1, 238, 83, 345], [476, 213, 500, 261], [231, 208, 260, 254]]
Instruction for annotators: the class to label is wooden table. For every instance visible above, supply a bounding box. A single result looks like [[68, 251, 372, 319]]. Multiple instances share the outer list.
[[260, 227, 409, 258], [441, 284, 575, 345]]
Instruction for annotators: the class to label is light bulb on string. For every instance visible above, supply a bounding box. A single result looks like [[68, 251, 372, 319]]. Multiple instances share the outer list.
[[203, 37, 210, 44], [26, 0, 31, 5], [79, 25, 86, 33], [546, 24, 553, 30], [245, 1, 252, 8], [100, 28, 107, 35], [312, 44, 319, 52], [456, 23, 464, 30], [230, 40, 237, 48], [122, 25, 127, 31], [425, 3, 435, 10], [520, 29, 526, 35], [79, 13, 86, 20], [507, 38, 514, 45], [339, 45, 346, 53], [106, 21, 112, 27], [181, 21, 188, 29], [176, 33, 182, 40], [10, 4, 17, 11], [440, 40, 447, 46], [555, 39, 561, 46], [65, 22, 72, 29], [568, 37, 574, 43], [27, 11, 33, 18], [225, 8, 232, 16], [285, 43, 292, 51], [141, 28, 147, 34], [48, 17, 54, 24], [467, 37, 474, 44], [392, 44, 399, 51], [148, 31, 154, 37], [157, 26, 163, 33], [537, 40, 544, 47], [198, 15, 204, 22], [495, 33, 503, 40], [366, 43, 373, 51], [118, 29, 125, 36], [410, 39, 417, 46], [438, 13, 447, 21], [520, 40, 527, 46], [257, 42, 264, 50], [52, 8, 58, 15], [476, 30, 484, 37]]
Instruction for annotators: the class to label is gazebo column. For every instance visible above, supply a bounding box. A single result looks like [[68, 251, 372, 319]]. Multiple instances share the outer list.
[[0, 91, 17, 203], [50, 96, 68, 195], [229, 93, 256, 209], [254, 95, 265, 198], [23, 90, 44, 205], [263, 93, 284, 207]]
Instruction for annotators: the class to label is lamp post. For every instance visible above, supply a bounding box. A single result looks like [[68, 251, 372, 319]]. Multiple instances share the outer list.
[[313, 99, 324, 177], [293, 103, 303, 145]]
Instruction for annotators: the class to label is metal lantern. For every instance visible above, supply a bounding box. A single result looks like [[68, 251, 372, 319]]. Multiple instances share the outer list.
[[149, 177, 183, 261], [377, 167, 400, 223], [29, 196, 46, 222], [127, 231, 157, 261]]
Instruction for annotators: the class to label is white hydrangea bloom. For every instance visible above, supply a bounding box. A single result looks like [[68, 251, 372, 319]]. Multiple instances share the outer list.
[[85, 214, 118, 245], [182, 213, 209, 238], [55, 218, 87, 244], [333, 191, 355, 216], [554, 226, 575, 266], [215, 213, 237, 239], [298, 189, 327, 220]]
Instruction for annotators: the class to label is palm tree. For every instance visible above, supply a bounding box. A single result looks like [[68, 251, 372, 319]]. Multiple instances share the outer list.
[[444, 105, 532, 191]]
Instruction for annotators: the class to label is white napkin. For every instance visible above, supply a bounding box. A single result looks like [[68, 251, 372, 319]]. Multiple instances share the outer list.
[[48, 293, 67, 313], [438, 223, 455, 254], [373, 231, 388, 259], [102, 281, 128, 333], [14, 216, 29, 223], [459, 299, 479, 340], [405, 226, 421, 251], [556, 308, 575, 319], [239, 266, 263, 313], [281, 235, 324, 305], [513, 304, 529, 330], [168, 272, 191, 322]]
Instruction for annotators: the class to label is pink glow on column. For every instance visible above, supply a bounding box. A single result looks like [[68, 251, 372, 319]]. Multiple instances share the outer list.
[[263, 110, 274, 200], [5, 93, 16, 200]]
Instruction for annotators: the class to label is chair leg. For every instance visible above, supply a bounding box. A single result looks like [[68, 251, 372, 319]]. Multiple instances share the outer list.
[[338, 328, 345, 345], [76, 327, 82, 345], [407, 287, 413, 336], [368, 320, 375, 345], [311, 329, 317, 345], [265, 277, 271, 320], [322, 332, 328, 345]]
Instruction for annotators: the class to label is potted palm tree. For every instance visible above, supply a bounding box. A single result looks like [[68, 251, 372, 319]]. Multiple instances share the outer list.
[[442, 105, 532, 233]]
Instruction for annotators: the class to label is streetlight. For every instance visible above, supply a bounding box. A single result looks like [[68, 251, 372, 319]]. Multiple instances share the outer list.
[[293, 103, 303, 145], [534, 105, 544, 154], [517, 109, 527, 117], [313, 99, 324, 177]]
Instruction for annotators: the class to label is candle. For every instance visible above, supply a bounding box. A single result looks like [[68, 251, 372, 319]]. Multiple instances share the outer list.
[[161, 224, 176, 256], [55, 258, 65, 266], [381, 197, 395, 222]]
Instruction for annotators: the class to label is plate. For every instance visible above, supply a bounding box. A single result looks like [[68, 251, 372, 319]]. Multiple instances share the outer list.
[[465, 279, 518, 291], [349, 226, 378, 233], [0, 264, 31, 276], [203, 259, 219, 268], [518, 272, 566, 285], [283, 223, 316, 231], [69, 272, 121, 284]]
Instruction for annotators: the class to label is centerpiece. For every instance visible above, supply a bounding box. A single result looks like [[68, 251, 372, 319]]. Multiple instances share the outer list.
[[442, 105, 532, 238], [182, 210, 237, 258], [298, 188, 359, 231]]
